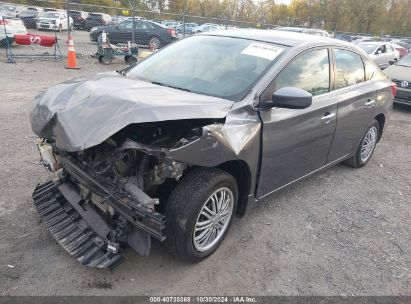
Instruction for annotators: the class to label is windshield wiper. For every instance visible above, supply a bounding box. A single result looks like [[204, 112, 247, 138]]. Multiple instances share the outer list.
[[395, 64, 411, 67], [151, 81, 193, 93]]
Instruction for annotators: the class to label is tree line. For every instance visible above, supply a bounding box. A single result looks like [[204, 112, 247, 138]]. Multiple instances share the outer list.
[[10, 0, 411, 35]]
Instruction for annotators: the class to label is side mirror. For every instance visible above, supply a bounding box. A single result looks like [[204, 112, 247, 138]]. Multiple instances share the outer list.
[[260, 87, 312, 110], [376, 49, 382, 55], [388, 60, 396, 65]]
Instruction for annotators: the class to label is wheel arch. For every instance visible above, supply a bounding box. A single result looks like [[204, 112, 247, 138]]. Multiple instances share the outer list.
[[217, 160, 252, 217], [374, 113, 385, 141]]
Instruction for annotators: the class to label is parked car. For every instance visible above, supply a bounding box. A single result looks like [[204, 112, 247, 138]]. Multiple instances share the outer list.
[[384, 54, 411, 106], [19, 10, 40, 29], [162, 21, 180, 29], [43, 8, 59, 13], [175, 22, 198, 34], [0, 4, 24, 17], [391, 42, 409, 58], [0, 14, 27, 46], [84, 13, 112, 31], [68, 10, 88, 30], [90, 20, 178, 49], [276, 26, 330, 37], [26, 7, 43, 12], [357, 42, 399, 69], [192, 23, 219, 33], [36, 11, 73, 32], [30, 30, 393, 269]]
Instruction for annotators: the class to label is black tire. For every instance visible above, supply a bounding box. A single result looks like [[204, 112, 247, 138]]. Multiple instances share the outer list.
[[345, 119, 379, 168], [101, 55, 112, 65], [125, 55, 137, 64], [165, 168, 238, 263]]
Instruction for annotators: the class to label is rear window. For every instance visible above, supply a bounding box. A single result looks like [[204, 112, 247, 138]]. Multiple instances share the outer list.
[[69, 11, 81, 16], [334, 49, 365, 89]]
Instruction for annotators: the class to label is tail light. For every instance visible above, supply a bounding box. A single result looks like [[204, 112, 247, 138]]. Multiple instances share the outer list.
[[391, 82, 397, 96], [0, 19, 9, 25], [167, 28, 177, 37]]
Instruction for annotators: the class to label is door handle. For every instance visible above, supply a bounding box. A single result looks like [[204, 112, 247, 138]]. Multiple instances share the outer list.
[[321, 112, 336, 124], [364, 99, 376, 107]]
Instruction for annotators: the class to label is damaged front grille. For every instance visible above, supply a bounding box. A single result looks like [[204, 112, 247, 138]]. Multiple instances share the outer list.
[[33, 180, 124, 269]]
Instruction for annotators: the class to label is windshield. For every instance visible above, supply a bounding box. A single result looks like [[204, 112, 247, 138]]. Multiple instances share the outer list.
[[126, 35, 285, 101], [43, 12, 61, 19], [396, 54, 411, 67], [358, 43, 378, 54]]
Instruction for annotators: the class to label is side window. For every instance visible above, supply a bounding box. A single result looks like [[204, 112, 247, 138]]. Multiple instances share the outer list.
[[334, 49, 365, 89], [118, 21, 132, 30], [274, 48, 330, 97]]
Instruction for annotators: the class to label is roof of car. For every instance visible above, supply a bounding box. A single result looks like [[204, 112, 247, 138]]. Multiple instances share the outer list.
[[202, 29, 349, 47]]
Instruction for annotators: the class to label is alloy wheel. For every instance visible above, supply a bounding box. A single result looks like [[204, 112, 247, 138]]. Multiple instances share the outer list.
[[193, 187, 234, 252], [360, 126, 378, 162]]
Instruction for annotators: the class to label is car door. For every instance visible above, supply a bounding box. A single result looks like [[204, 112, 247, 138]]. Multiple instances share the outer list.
[[257, 48, 338, 197], [115, 20, 133, 43], [327, 48, 376, 162], [373, 45, 386, 68]]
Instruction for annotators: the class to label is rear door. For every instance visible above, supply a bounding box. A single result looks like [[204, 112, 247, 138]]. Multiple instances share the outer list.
[[257, 48, 338, 197], [327, 48, 376, 162]]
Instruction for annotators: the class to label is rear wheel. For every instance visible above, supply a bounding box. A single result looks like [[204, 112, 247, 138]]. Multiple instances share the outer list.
[[165, 168, 238, 263], [345, 119, 379, 168], [148, 36, 161, 50], [125, 55, 137, 64]]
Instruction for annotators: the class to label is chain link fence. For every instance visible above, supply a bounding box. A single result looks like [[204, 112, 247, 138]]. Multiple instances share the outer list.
[[2, 0, 410, 64], [1, 0, 281, 63]]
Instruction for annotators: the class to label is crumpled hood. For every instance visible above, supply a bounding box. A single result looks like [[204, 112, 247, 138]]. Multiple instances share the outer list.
[[30, 72, 234, 152]]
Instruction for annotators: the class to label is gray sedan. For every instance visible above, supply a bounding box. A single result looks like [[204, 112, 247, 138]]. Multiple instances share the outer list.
[[30, 30, 394, 268]]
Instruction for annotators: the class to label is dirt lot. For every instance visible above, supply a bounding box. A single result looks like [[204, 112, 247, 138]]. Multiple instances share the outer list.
[[0, 56, 410, 296]]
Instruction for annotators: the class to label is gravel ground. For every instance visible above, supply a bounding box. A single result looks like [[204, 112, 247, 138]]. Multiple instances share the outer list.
[[0, 57, 410, 296]]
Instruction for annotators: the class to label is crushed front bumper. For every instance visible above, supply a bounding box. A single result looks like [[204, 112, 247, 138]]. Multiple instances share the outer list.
[[32, 155, 167, 269], [33, 180, 124, 269]]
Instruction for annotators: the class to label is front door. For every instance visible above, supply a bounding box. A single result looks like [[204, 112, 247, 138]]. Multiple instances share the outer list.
[[257, 48, 337, 198]]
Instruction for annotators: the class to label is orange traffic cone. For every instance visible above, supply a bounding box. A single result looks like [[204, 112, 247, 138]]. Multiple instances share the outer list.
[[66, 35, 79, 69]]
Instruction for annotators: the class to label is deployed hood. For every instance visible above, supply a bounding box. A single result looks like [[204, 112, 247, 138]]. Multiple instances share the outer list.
[[30, 72, 234, 152], [384, 64, 411, 82]]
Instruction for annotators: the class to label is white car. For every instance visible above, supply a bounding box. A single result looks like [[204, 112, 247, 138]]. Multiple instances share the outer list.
[[192, 23, 220, 33], [36, 11, 73, 32], [0, 15, 27, 46], [0, 4, 24, 17], [357, 41, 399, 69]]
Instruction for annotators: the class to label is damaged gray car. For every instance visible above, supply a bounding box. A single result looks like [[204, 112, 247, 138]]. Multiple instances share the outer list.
[[30, 30, 394, 269]]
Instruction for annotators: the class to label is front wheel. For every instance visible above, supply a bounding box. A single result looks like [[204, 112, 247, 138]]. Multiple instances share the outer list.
[[165, 168, 238, 263], [345, 119, 379, 168]]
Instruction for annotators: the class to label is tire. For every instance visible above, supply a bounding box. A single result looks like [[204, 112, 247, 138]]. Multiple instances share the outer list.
[[345, 119, 379, 168], [165, 168, 238, 263], [148, 36, 161, 50], [58, 24, 62, 32], [125, 55, 137, 64], [101, 55, 112, 65]]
